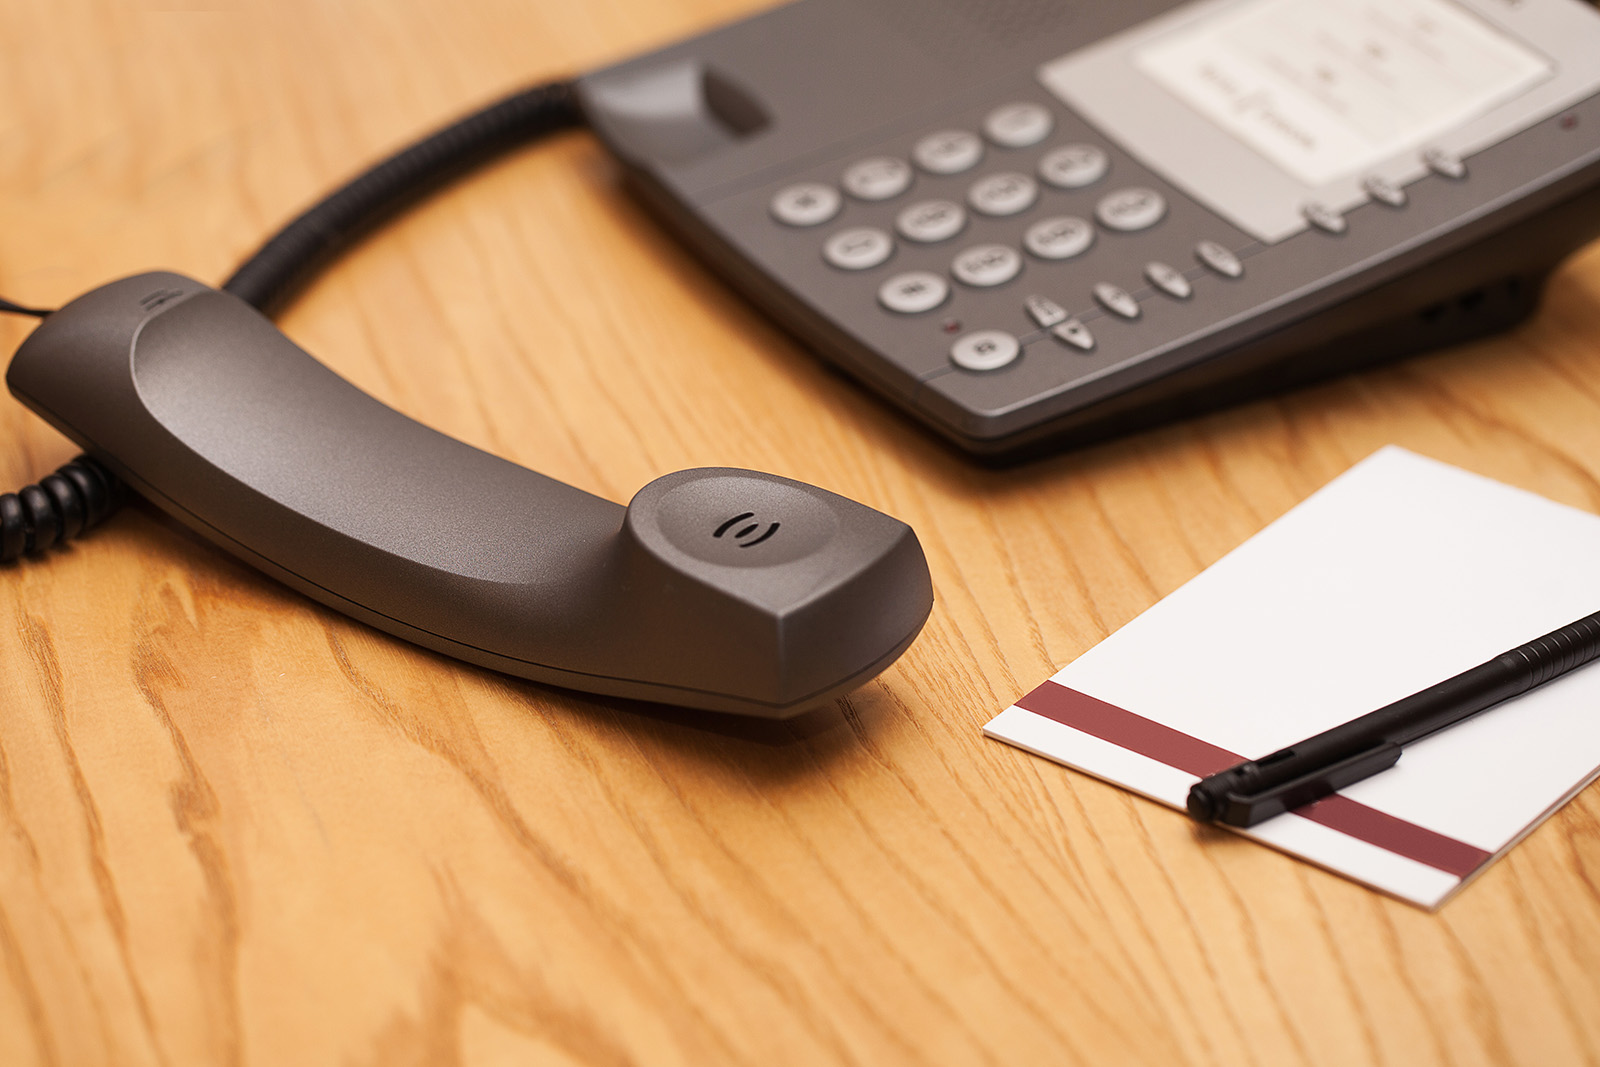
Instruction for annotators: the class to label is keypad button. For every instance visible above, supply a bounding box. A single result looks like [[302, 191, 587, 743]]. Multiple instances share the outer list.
[[896, 199, 967, 244], [1051, 318, 1096, 351], [842, 157, 913, 201], [913, 130, 983, 175], [1303, 201, 1347, 234], [1195, 240, 1244, 279], [823, 227, 894, 270], [950, 329, 1021, 371], [1144, 261, 1192, 299], [1023, 215, 1094, 261], [1423, 147, 1466, 180], [878, 271, 950, 314], [770, 182, 842, 227], [1024, 294, 1069, 329], [1096, 187, 1167, 232], [1038, 144, 1109, 189], [1093, 283, 1140, 320], [968, 172, 1039, 217], [984, 102, 1054, 148], [1364, 175, 1407, 207], [951, 244, 1023, 288]]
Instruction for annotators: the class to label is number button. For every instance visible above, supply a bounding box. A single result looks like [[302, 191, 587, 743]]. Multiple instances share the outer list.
[[842, 157, 913, 201], [950, 329, 1021, 371], [1096, 187, 1167, 232], [823, 227, 894, 270], [913, 130, 983, 175], [896, 200, 967, 244], [770, 182, 842, 227], [1039, 144, 1109, 189], [968, 172, 1039, 217], [1024, 216, 1094, 261], [983, 102, 1053, 148], [878, 271, 950, 314], [952, 244, 1023, 288]]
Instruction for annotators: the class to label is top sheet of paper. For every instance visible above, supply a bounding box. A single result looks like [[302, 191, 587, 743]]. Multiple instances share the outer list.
[[984, 447, 1600, 907]]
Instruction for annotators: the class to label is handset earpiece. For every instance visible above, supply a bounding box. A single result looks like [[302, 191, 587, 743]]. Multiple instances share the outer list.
[[6, 272, 933, 717]]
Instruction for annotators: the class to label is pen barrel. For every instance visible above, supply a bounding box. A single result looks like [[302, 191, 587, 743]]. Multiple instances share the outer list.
[[1224, 610, 1600, 797]]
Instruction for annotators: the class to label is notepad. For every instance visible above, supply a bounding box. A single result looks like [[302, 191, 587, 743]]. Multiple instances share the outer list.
[[984, 447, 1600, 908]]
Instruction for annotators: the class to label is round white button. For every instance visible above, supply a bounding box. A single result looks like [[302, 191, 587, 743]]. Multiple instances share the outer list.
[[950, 329, 1020, 371], [842, 157, 913, 201], [1023, 216, 1094, 261], [1095, 187, 1167, 232], [968, 172, 1039, 217], [951, 244, 1023, 288], [769, 182, 842, 227], [983, 102, 1053, 148], [823, 227, 894, 270], [1039, 144, 1109, 189], [896, 199, 967, 243], [878, 271, 950, 314], [913, 130, 983, 175]]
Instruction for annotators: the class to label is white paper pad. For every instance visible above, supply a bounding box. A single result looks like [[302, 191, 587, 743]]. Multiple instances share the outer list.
[[985, 447, 1600, 907]]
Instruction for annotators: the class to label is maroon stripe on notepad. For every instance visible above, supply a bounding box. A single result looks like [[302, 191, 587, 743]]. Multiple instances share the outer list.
[[1013, 680, 1492, 879]]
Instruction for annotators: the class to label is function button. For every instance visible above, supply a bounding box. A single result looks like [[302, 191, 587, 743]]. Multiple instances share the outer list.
[[913, 130, 983, 175], [770, 182, 841, 227], [1363, 175, 1407, 207], [1051, 318, 1096, 351], [950, 329, 1021, 371], [1093, 282, 1140, 320], [1195, 240, 1244, 279], [1096, 187, 1167, 232], [1302, 201, 1347, 234], [1023, 215, 1094, 261], [1038, 144, 1109, 189], [951, 244, 1023, 288], [984, 102, 1054, 148], [823, 227, 894, 270], [896, 199, 966, 243], [842, 157, 913, 201], [1423, 147, 1466, 180], [878, 271, 950, 315], [1024, 293, 1069, 329], [968, 172, 1039, 217], [1144, 261, 1192, 299]]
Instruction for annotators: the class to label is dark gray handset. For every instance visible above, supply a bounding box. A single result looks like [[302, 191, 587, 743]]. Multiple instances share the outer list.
[[6, 273, 933, 718], [578, 0, 1600, 458]]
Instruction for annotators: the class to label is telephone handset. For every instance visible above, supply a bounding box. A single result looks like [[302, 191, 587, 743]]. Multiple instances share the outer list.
[[6, 273, 932, 718]]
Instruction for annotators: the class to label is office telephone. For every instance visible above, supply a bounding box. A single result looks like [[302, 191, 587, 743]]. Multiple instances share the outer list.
[[6, 0, 1600, 716], [578, 0, 1600, 456]]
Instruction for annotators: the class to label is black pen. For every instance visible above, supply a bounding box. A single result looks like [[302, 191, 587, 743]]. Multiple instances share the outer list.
[[1187, 610, 1600, 828]]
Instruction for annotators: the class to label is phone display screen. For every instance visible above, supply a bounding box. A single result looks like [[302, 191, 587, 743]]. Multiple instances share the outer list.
[[1133, 0, 1552, 184]]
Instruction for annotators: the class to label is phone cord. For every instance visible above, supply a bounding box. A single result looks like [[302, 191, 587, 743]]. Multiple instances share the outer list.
[[2, 77, 583, 564]]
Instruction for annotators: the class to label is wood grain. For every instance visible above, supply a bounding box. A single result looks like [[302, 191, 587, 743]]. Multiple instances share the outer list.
[[2, 1, 1599, 1064]]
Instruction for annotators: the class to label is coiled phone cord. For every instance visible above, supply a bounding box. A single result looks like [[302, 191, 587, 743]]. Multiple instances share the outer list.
[[1, 78, 583, 564]]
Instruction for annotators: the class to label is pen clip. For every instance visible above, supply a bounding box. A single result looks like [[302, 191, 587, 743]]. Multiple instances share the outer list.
[[1211, 741, 1403, 827]]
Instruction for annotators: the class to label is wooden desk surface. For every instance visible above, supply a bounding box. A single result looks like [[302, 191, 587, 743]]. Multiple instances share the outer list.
[[3, 2, 1599, 1064]]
